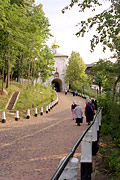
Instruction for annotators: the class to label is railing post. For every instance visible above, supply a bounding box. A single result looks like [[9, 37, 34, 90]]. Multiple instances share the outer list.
[[35, 107, 38, 117], [58, 157, 79, 180], [99, 109, 102, 130], [2, 111, 6, 123], [15, 110, 19, 121], [26, 109, 30, 119], [48, 104, 51, 112], [46, 105, 48, 113], [91, 120, 98, 156], [56, 96, 58, 104], [50, 102, 52, 109], [81, 130, 92, 180], [40, 107, 43, 116], [96, 114, 100, 141]]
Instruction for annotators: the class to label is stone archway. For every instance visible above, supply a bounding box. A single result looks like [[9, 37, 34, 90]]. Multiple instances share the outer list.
[[52, 78, 63, 92]]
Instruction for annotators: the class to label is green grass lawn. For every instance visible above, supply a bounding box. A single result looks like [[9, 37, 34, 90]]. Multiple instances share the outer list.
[[0, 81, 56, 111]]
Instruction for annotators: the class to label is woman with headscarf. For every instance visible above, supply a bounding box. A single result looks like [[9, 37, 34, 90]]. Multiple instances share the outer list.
[[85, 99, 95, 125], [71, 101, 76, 120], [75, 103, 83, 126]]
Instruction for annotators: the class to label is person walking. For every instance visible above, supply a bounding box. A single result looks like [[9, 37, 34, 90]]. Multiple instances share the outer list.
[[73, 91, 75, 96], [90, 99, 95, 112], [85, 99, 95, 125], [75, 103, 83, 126], [75, 90, 78, 96], [86, 96, 90, 103], [71, 101, 77, 120]]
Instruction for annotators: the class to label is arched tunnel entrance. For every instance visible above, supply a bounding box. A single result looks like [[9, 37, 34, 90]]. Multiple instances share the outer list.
[[52, 78, 63, 92]]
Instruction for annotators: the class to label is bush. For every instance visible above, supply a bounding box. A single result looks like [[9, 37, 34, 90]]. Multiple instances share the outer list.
[[99, 138, 120, 180], [98, 93, 120, 142], [98, 92, 120, 180]]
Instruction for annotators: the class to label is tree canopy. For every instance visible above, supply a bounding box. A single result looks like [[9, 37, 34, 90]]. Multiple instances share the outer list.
[[63, 0, 120, 97], [0, 0, 54, 90], [65, 51, 89, 89], [91, 59, 114, 90], [63, 0, 120, 59]]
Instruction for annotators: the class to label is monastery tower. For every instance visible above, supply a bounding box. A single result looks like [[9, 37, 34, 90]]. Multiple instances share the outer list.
[[46, 38, 69, 92]]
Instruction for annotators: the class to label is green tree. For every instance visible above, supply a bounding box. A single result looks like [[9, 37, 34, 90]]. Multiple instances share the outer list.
[[63, 0, 120, 55], [38, 46, 55, 82], [91, 59, 114, 90], [91, 59, 120, 97], [0, 1, 54, 89], [63, 0, 120, 97], [65, 51, 88, 89]]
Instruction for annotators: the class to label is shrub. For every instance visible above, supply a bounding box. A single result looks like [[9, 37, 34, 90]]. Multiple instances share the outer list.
[[98, 92, 120, 180]]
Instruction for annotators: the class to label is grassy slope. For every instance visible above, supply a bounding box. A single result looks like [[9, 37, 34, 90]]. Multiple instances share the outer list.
[[0, 82, 56, 111]]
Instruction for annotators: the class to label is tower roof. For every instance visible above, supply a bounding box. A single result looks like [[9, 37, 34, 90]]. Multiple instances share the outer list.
[[52, 38, 60, 48]]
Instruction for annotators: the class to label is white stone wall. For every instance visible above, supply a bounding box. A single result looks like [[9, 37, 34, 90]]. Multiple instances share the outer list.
[[54, 57, 67, 78], [45, 54, 68, 91]]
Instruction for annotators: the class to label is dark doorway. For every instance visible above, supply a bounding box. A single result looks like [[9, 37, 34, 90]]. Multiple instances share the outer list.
[[52, 78, 62, 92], [52, 81, 60, 92], [69, 84, 71, 90]]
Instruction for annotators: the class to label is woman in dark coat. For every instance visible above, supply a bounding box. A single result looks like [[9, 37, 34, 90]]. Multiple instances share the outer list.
[[85, 100, 95, 125]]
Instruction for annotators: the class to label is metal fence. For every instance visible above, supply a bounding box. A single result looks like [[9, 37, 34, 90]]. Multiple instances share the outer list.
[[51, 108, 102, 180]]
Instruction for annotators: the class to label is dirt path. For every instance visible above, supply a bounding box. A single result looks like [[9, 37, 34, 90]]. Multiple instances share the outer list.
[[0, 92, 88, 180], [6, 92, 19, 110]]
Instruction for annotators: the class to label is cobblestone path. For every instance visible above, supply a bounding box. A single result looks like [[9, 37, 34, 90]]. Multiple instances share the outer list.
[[0, 92, 88, 180]]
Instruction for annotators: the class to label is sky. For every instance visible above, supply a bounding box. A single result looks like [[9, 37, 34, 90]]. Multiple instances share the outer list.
[[35, 0, 114, 64]]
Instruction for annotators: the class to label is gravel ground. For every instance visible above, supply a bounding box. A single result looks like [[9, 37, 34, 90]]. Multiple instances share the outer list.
[[0, 92, 110, 180], [0, 92, 89, 180]]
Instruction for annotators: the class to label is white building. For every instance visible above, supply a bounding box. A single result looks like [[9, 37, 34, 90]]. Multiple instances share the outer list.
[[45, 39, 69, 92]]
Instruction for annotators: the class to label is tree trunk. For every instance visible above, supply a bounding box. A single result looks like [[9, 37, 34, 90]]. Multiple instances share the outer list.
[[20, 51, 24, 84], [6, 52, 10, 88], [28, 57, 30, 85], [17, 58, 21, 82], [113, 74, 120, 99], [10, 72, 12, 84], [98, 82, 102, 94], [6, 34, 10, 88], [32, 59, 35, 85], [1, 54, 5, 95]]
